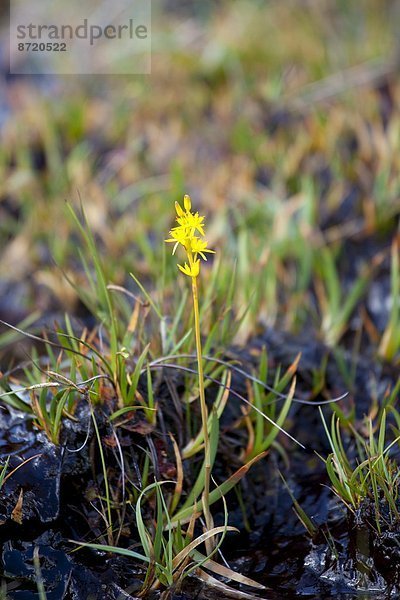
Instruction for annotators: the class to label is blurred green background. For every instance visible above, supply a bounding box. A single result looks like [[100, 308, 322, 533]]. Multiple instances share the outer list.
[[0, 0, 399, 357]]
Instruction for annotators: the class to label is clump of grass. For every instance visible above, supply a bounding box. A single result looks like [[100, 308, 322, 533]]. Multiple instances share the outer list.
[[74, 480, 265, 596], [315, 246, 371, 347], [240, 346, 298, 461], [320, 407, 400, 533]]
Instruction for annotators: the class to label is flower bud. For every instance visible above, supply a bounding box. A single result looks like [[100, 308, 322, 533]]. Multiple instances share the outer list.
[[183, 194, 192, 212], [175, 201, 184, 217]]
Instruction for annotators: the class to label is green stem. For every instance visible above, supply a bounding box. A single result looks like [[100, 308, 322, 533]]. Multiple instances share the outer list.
[[191, 275, 212, 533]]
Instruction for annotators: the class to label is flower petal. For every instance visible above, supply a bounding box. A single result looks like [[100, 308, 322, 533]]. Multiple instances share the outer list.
[[175, 201, 184, 217]]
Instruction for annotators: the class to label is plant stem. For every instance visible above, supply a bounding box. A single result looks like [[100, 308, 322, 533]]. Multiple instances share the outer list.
[[191, 276, 213, 538]]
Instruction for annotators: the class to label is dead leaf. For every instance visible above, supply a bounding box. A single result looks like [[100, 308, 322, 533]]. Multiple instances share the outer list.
[[11, 488, 24, 524]]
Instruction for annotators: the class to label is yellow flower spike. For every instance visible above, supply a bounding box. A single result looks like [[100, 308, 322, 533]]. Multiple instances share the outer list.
[[166, 197, 213, 265], [183, 194, 192, 212]]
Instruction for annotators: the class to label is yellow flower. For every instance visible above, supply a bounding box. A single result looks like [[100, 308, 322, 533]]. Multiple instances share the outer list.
[[165, 227, 189, 254], [190, 237, 215, 261], [178, 259, 200, 278], [176, 212, 205, 237], [166, 194, 214, 277]]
